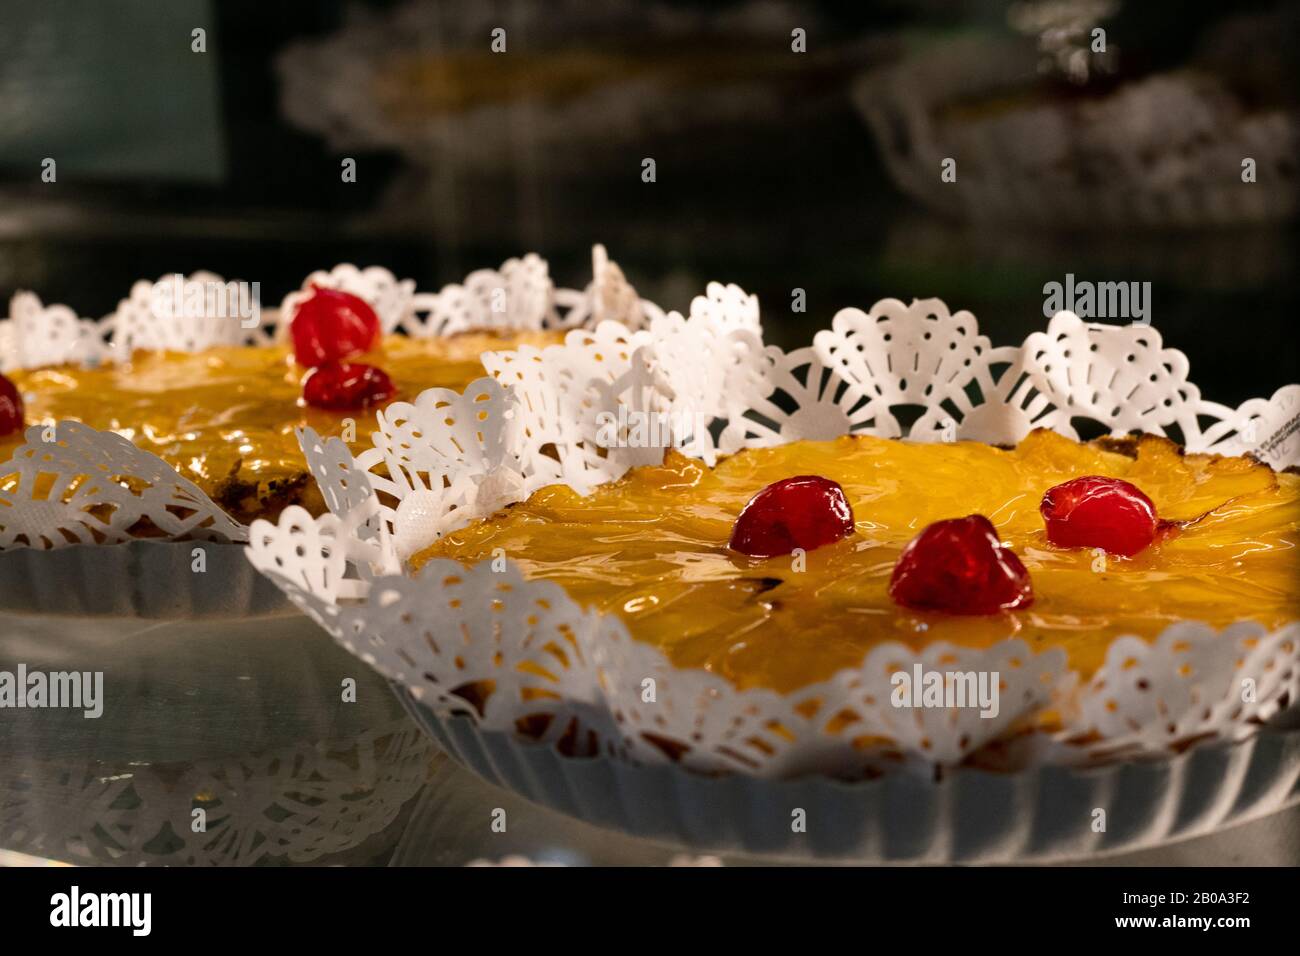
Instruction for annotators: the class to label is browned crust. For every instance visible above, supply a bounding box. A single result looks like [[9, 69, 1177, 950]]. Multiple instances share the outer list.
[[1086, 430, 1297, 475], [1088, 434, 1149, 458], [213, 472, 314, 525]]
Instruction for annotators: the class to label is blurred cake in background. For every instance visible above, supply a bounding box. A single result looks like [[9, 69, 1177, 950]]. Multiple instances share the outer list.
[[279, 0, 868, 165], [853, 7, 1299, 229], [275, 0, 877, 234]]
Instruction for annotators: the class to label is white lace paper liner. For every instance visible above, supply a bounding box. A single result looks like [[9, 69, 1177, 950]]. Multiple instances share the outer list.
[[247, 296, 1300, 778], [0, 246, 657, 550], [0, 422, 247, 549]]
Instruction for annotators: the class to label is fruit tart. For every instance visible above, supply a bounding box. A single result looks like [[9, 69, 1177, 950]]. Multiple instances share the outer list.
[[1, 316, 560, 524], [0, 252, 655, 525], [413, 429, 1300, 694], [246, 294, 1299, 857]]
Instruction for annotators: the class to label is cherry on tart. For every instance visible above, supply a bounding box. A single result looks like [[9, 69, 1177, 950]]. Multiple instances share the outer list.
[[889, 514, 1034, 614], [290, 285, 381, 367], [303, 362, 396, 411], [729, 475, 855, 558], [0, 372, 23, 437], [1040, 475, 1159, 557]]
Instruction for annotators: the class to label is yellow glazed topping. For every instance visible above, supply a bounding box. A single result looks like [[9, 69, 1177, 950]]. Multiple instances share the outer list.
[[415, 430, 1300, 693], [1, 330, 560, 522]]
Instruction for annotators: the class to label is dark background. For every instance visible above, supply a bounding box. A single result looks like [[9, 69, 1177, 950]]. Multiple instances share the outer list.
[[0, 0, 1296, 406]]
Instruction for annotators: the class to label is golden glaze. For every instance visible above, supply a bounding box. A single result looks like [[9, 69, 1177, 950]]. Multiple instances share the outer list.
[[415, 431, 1300, 693], [1, 330, 561, 521]]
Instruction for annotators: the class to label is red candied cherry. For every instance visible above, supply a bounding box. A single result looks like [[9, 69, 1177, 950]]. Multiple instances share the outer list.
[[1040, 476, 1159, 557], [889, 514, 1033, 614], [290, 284, 381, 367], [303, 362, 396, 411], [729, 475, 855, 558], [0, 372, 23, 437]]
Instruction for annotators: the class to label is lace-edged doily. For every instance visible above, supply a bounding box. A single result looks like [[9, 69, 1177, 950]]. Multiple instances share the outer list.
[[0, 422, 247, 549], [0, 246, 656, 551], [247, 295, 1300, 778]]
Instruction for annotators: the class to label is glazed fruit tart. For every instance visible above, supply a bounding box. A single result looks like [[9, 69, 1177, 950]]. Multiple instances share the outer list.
[[412, 430, 1298, 696], [0, 248, 650, 535], [0, 248, 661, 616], [1, 322, 560, 524], [247, 295, 1299, 786]]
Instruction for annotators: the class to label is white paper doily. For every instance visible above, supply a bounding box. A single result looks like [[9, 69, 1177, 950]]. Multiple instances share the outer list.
[[247, 295, 1300, 779], [0, 246, 658, 553]]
